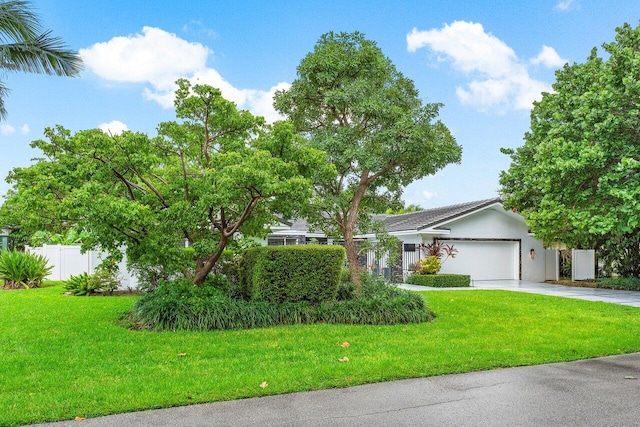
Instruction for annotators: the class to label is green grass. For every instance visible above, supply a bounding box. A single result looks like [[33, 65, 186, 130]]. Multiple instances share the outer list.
[[2, 284, 640, 426]]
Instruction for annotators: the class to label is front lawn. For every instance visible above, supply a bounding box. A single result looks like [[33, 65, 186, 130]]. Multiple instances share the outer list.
[[2, 284, 640, 426]]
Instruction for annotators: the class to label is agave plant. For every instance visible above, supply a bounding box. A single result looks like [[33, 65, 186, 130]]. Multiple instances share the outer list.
[[64, 272, 93, 296], [0, 250, 52, 289]]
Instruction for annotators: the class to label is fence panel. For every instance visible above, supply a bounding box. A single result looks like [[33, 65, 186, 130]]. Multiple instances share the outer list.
[[572, 249, 595, 281], [545, 249, 559, 281], [27, 245, 138, 289]]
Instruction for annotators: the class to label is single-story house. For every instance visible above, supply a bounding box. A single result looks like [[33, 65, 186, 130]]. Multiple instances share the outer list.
[[264, 198, 547, 282]]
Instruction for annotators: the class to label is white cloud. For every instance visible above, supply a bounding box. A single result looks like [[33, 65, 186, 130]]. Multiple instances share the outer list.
[[1, 124, 15, 135], [530, 45, 567, 68], [422, 191, 438, 200], [554, 0, 577, 11], [407, 21, 562, 112], [99, 120, 129, 135], [20, 124, 30, 135], [80, 26, 210, 84], [182, 20, 218, 38], [80, 27, 286, 122]]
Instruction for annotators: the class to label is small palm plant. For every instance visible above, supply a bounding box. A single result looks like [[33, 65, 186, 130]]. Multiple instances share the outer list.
[[0, 250, 52, 289]]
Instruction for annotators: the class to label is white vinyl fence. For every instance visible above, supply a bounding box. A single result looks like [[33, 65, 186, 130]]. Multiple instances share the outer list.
[[545, 248, 559, 281], [27, 245, 138, 289], [572, 249, 595, 281]]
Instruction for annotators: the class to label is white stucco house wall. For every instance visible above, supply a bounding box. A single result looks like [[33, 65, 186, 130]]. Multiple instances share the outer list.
[[266, 198, 547, 282]]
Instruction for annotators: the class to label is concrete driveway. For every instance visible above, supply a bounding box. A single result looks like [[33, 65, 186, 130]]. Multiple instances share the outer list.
[[29, 353, 640, 427], [400, 279, 640, 307]]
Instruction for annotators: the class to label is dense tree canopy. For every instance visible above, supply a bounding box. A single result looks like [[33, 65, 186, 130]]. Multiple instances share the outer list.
[[1, 79, 330, 285], [274, 31, 461, 287], [0, 0, 82, 119], [500, 22, 640, 276]]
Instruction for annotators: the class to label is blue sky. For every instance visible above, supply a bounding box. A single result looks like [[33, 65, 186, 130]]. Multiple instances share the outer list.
[[1, 0, 639, 208]]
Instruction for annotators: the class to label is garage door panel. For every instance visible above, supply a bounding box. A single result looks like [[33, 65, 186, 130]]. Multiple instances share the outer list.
[[437, 240, 519, 280]]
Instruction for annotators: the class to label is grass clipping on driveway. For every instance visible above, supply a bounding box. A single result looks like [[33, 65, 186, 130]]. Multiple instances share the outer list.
[[2, 284, 640, 426]]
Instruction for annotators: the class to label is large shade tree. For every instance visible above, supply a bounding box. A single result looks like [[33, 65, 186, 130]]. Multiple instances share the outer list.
[[274, 31, 461, 288], [500, 22, 640, 277], [1, 79, 330, 285], [0, 0, 82, 119]]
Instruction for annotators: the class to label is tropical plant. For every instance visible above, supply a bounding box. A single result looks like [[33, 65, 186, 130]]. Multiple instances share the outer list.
[[0, 0, 83, 119], [64, 269, 119, 296], [420, 241, 458, 263], [0, 249, 51, 288], [31, 227, 90, 246], [64, 272, 93, 296], [415, 256, 441, 275]]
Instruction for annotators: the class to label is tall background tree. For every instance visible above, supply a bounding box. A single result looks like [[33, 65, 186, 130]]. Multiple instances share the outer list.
[[500, 22, 640, 277], [274, 31, 461, 288], [0, 0, 82, 119], [0, 80, 330, 285]]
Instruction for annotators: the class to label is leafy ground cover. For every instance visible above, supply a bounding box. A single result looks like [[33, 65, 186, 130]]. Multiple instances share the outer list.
[[2, 284, 640, 426]]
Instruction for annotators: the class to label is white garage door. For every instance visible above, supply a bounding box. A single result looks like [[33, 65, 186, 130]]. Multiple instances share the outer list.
[[437, 240, 519, 280]]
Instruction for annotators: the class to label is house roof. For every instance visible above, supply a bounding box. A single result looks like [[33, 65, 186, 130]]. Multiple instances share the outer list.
[[271, 198, 504, 236], [382, 198, 502, 232]]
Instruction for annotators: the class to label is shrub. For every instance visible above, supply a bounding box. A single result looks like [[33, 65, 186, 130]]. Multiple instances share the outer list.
[[335, 281, 355, 300], [65, 273, 94, 296], [235, 246, 266, 300], [0, 250, 52, 289], [339, 267, 351, 283], [596, 277, 640, 291], [316, 291, 432, 325], [64, 269, 120, 296], [406, 273, 470, 287], [416, 256, 441, 274], [129, 277, 432, 331], [129, 247, 197, 292], [239, 245, 345, 304]]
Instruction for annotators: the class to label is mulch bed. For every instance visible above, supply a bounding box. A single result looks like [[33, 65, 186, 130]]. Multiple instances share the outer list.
[[545, 280, 598, 288]]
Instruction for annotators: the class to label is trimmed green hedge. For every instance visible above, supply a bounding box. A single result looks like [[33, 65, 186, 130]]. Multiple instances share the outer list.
[[238, 245, 345, 304], [597, 277, 640, 291], [235, 246, 265, 299], [406, 273, 471, 287]]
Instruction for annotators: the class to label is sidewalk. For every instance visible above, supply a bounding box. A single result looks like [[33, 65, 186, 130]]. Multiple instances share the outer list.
[[399, 279, 640, 307]]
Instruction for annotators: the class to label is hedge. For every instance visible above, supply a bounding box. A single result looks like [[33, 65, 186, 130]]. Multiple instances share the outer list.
[[596, 277, 640, 291], [406, 273, 470, 287], [235, 246, 266, 299], [238, 245, 346, 304]]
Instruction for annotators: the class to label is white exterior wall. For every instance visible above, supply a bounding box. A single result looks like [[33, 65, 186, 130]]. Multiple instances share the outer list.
[[418, 208, 545, 282]]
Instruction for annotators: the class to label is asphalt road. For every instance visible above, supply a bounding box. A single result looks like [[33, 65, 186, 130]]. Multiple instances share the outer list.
[[30, 352, 640, 427]]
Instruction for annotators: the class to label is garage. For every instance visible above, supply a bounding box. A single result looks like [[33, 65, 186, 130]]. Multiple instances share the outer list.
[[437, 239, 520, 280]]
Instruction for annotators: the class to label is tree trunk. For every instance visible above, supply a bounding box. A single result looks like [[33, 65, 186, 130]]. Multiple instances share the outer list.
[[343, 173, 370, 294], [192, 234, 228, 286], [343, 225, 362, 293]]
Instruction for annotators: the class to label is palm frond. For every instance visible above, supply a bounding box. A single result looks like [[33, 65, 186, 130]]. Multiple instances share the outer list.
[[0, 79, 7, 120], [0, 30, 83, 76], [0, 0, 40, 43]]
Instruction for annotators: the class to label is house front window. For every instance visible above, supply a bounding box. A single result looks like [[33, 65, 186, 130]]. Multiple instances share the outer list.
[[267, 237, 299, 246]]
